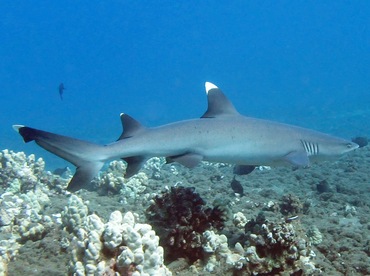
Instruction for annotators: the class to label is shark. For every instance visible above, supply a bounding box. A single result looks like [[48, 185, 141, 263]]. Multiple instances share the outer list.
[[13, 82, 358, 192]]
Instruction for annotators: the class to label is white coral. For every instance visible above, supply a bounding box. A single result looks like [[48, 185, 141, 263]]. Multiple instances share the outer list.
[[233, 212, 247, 228], [61, 195, 88, 233], [67, 210, 172, 275]]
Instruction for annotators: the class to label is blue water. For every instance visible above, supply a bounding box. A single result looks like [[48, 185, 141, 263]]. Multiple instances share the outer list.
[[1, 1, 369, 169]]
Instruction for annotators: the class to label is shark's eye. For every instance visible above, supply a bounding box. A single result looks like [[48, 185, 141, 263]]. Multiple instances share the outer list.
[[346, 143, 353, 148]]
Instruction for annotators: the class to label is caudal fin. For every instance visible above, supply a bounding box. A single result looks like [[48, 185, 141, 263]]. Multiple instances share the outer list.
[[13, 125, 105, 192]]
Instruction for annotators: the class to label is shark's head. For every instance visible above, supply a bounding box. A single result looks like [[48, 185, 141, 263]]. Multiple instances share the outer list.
[[327, 140, 358, 155], [312, 138, 359, 161], [301, 135, 358, 164]]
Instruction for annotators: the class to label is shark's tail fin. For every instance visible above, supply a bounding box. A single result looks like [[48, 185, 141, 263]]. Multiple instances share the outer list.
[[13, 125, 105, 192]]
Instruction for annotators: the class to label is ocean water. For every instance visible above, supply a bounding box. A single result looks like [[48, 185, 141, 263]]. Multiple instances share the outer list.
[[1, 1, 369, 169], [1, 2, 370, 275]]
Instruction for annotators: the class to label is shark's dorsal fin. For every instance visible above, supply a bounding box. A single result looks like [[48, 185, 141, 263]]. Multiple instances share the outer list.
[[118, 113, 146, 140], [201, 82, 239, 118]]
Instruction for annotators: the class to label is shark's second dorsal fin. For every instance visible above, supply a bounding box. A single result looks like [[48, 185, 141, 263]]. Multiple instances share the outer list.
[[118, 113, 146, 140], [201, 82, 239, 118]]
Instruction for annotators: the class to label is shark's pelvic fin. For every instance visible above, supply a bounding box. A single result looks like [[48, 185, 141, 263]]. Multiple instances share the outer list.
[[122, 156, 148, 178], [202, 82, 239, 118], [118, 113, 149, 177], [68, 161, 104, 192]]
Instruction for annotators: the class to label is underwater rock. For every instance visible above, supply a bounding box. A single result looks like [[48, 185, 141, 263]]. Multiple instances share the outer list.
[[146, 186, 226, 263]]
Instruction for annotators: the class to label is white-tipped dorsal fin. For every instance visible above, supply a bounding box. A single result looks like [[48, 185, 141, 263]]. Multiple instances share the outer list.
[[201, 82, 239, 118], [12, 125, 25, 132], [205, 82, 218, 94], [118, 113, 146, 140]]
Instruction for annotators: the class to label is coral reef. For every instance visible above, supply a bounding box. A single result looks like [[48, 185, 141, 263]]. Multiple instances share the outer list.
[[143, 157, 166, 179], [0, 149, 69, 194], [61, 195, 171, 275], [233, 212, 247, 229], [1, 147, 369, 275], [92, 160, 150, 205], [0, 150, 45, 192], [146, 186, 226, 263], [243, 212, 318, 275], [201, 230, 246, 272], [0, 150, 72, 275], [182, 211, 318, 275], [61, 195, 89, 234], [279, 194, 303, 216], [306, 225, 323, 245], [0, 188, 53, 274]]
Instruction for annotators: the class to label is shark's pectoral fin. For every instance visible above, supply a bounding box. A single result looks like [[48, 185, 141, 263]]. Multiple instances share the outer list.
[[166, 153, 203, 168], [283, 151, 310, 166], [123, 156, 148, 178]]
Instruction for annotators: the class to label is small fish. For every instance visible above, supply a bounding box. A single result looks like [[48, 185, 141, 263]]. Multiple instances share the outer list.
[[59, 83, 65, 100], [230, 176, 244, 196], [53, 166, 69, 176]]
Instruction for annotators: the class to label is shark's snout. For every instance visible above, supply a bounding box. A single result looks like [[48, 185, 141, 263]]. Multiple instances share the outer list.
[[345, 141, 359, 152]]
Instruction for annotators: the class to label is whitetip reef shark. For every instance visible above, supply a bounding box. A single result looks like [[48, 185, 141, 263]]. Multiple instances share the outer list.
[[13, 82, 358, 192]]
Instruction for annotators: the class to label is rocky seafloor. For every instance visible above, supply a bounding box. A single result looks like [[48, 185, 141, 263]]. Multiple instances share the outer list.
[[0, 145, 369, 275]]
